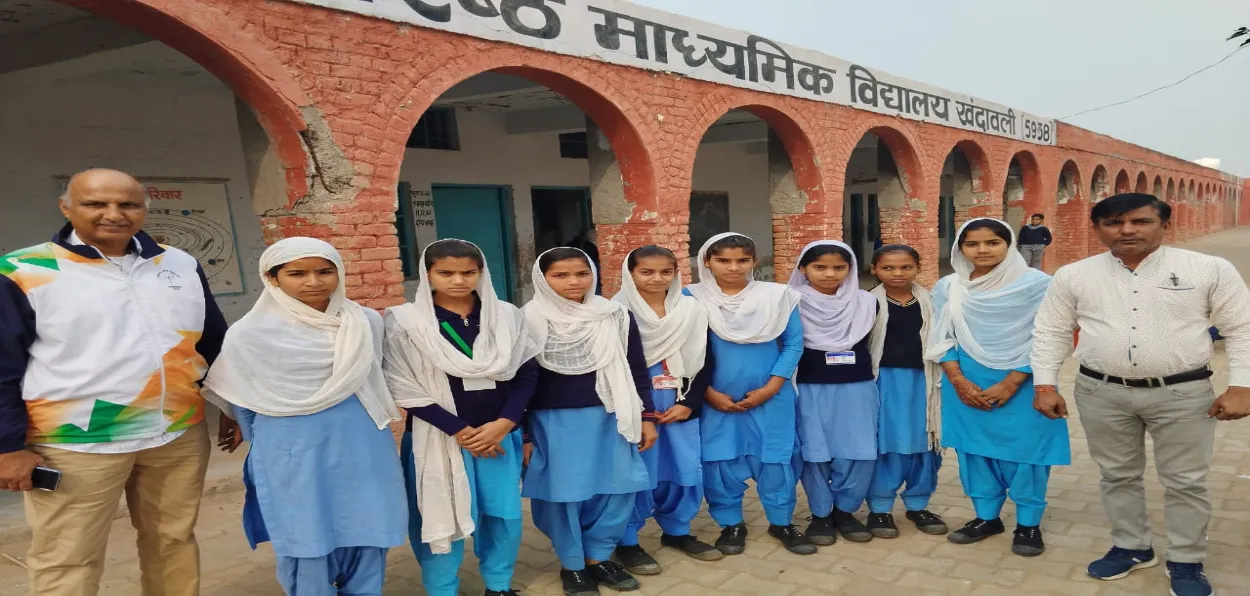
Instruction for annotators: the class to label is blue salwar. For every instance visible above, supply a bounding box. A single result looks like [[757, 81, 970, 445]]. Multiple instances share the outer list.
[[940, 346, 1070, 525], [401, 430, 525, 595], [236, 396, 407, 596], [524, 407, 650, 570], [868, 367, 941, 513], [796, 381, 879, 515], [276, 547, 387, 596], [621, 362, 705, 544], [694, 306, 804, 528]]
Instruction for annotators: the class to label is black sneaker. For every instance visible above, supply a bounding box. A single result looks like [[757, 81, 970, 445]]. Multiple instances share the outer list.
[[715, 523, 748, 555], [832, 508, 874, 542], [905, 510, 949, 535], [867, 513, 900, 539], [485, 590, 522, 596], [613, 545, 661, 576], [660, 533, 724, 561], [767, 524, 818, 555], [588, 561, 640, 592], [1012, 525, 1045, 557], [947, 518, 1005, 545], [1087, 546, 1157, 580], [560, 569, 599, 596], [805, 515, 837, 546]]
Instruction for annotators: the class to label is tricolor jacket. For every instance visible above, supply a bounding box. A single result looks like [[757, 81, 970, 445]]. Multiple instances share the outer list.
[[0, 225, 227, 453]]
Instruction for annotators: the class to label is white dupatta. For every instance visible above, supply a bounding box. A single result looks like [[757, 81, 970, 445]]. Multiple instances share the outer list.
[[787, 240, 877, 352], [382, 240, 538, 555], [924, 218, 1052, 370], [523, 248, 643, 442], [686, 232, 800, 344], [612, 249, 708, 400], [869, 282, 942, 449], [203, 237, 399, 429]]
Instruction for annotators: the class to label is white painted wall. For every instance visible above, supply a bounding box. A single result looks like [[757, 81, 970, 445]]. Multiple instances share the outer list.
[[398, 107, 771, 298], [0, 42, 265, 322]]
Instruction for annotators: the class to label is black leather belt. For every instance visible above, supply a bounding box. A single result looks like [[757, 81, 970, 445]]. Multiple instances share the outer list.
[[1079, 365, 1213, 388]]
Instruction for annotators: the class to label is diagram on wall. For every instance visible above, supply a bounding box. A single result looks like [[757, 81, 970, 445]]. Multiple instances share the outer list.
[[142, 181, 245, 296]]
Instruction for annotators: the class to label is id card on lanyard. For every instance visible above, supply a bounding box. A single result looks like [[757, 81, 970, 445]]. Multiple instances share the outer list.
[[653, 360, 680, 391], [442, 321, 497, 391]]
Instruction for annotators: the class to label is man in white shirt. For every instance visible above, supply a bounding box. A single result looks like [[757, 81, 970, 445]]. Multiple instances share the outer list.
[[0, 169, 232, 596], [1031, 193, 1250, 596]]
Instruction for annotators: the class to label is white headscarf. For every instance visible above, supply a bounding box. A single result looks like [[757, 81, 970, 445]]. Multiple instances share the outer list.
[[787, 240, 877, 352], [686, 232, 801, 344], [869, 281, 941, 449], [382, 240, 538, 555], [612, 248, 708, 400], [924, 218, 1052, 370], [203, 237, 399, 429], [523, 248, 643, 443]]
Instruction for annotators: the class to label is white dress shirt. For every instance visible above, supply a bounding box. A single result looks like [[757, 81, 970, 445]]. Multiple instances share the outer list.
[[1031, 247, 1250, 388]]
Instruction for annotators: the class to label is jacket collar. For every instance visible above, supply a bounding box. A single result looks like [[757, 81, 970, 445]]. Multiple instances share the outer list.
[[52, 223, 166, 260]]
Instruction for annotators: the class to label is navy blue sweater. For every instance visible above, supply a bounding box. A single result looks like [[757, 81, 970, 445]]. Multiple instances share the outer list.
[[529, 314, 657, 416], [404, 298, 539, 436], [1017, 225, 1053, 246]]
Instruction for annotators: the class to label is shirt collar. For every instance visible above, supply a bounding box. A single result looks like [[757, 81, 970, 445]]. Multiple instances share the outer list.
[[67, 231, 142, 255]]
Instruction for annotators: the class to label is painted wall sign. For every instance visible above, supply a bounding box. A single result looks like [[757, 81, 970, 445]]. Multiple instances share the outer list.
[[142, 181, 246, 296], [291, 0, 1057, 145]]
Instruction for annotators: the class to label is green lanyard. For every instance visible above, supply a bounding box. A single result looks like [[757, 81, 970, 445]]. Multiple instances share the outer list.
[[440, 321, 473, 357]]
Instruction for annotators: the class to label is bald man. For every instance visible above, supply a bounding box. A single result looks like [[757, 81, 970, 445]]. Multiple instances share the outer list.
[[0, 169, 229, 596]]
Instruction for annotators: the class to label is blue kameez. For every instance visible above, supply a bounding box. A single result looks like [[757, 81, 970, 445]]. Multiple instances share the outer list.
[[940, 346, 1071, 526], [236, 396, 408, 596], [621, 362, 705, 544], [696, 307, 804, 528]]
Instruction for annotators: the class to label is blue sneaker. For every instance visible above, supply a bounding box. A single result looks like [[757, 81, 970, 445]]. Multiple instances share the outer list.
[[1166, 561, 1212, 596], [1087, 546, 1158, 580]]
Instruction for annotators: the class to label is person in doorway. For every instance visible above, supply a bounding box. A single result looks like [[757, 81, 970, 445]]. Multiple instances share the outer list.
[[204, 237, 407, 596], [567, 230, 602, 295], [383, 239, 540, 596], [788, 241, 880, 546], [0, 168, 228, 596], [1017, 213, 1053, 270], [610, 246, 723, 575], [521, 247, 657, 596], [928, 218, 1069, 557], [865, 245, 948, 538], [1031, 193, 1250, 596], [685, 233, 816, 556]]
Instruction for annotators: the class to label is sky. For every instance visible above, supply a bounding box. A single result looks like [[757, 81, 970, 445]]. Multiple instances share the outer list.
[[632, 0, 1250, 178]]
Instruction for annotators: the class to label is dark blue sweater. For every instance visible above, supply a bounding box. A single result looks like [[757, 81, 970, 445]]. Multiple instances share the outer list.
[[1017, 225, 1053, 246], [529, 314, 657, 416], [404, 298, 539, 436]]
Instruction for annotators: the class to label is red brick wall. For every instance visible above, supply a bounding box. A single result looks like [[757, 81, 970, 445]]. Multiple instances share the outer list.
[[71, 0, 1243, 302]]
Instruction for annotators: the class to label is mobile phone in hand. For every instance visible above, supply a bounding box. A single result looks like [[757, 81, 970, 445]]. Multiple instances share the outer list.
[[31, 466, 61, 491]]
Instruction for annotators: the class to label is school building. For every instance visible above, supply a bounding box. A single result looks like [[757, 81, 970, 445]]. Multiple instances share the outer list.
[[1, 0, 1244, 320]]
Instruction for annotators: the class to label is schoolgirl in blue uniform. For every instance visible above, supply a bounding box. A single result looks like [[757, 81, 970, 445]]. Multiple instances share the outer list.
[[927, 219, 1069, 557], [864, 244, 948, 538], [521, 247, 658, 596], [383, 239, 539, 596], [610, 246, 723, 574], [787, 241, 880, 545], [685, 233, 816, 556]]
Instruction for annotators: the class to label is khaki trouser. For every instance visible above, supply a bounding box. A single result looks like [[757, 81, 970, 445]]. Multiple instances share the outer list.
[[1019, 244, 1046, 269], [1073, 374, 1216, 563], [23, 422, 210, 596]]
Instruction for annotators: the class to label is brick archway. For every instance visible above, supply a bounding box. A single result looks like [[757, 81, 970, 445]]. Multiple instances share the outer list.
[[1001, 149, 1043, 229], [57, 0, 314, 208], [1054, 160, 1086, 267], [1135, 171, 1149, 193]]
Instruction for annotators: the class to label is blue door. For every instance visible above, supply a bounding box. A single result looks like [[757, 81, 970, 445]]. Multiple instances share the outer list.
[[431, 185, 515, 302]]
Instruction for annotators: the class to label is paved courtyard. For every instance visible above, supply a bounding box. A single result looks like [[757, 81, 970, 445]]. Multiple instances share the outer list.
[[2, 230, 1250, 595]]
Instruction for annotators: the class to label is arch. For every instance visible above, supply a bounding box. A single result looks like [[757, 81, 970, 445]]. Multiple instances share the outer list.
[[1115, 169, 1131, 194], [1135, 171, 1148, 193], [58, 0, 314, 208], [1090, 164, 1111, 202], [1002, 150, 1043, 229], [843, 122, 929, 201], [702, 103, 826, 214], [935, 139, 994, 267], [1165, 178, 1178, 243], [384, 57, 659, 217], [1152, 175, 1164, 198], [1054, 159, 1086, 267]]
